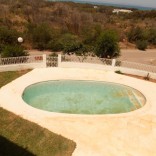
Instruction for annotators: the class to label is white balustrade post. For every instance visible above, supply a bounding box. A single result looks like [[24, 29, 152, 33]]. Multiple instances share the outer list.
[[112, 59, 116, 68], [58, 54, 61, 67], [43, 54, 47, 68]]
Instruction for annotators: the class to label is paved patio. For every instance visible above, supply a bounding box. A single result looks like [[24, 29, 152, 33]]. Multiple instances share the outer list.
[[0, 67, 156, 156]]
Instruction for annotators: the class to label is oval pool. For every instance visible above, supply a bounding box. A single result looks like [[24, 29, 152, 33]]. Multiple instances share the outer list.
[[22, 80, 146, 114]]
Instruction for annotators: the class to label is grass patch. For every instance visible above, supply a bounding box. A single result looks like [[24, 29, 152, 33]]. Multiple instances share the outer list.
[[0, 70, 32, 88], [0, 70, 76, 156], [0, 108, 76, 156]]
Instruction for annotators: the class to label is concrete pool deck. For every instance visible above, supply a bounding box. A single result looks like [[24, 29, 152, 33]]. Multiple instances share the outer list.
[[0, 67, 156, 156]]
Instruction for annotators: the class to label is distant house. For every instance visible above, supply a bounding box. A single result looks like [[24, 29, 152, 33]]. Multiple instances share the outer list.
[[93, 6, 98, 9], [112, 9, 133, 14]]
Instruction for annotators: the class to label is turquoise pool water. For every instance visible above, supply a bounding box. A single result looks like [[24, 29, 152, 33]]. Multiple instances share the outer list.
[[22, 80, 145, 114]]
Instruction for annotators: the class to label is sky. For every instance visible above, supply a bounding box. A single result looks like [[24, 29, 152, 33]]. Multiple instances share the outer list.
[[76, 0, 156, 8]]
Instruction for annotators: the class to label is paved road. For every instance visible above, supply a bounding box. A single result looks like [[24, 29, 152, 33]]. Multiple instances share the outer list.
[[119, 49, 156, 65]]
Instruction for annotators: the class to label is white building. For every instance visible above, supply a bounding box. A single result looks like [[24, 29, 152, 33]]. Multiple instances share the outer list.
[[93, 6, 98, 9], [112, 9, 133, 14]]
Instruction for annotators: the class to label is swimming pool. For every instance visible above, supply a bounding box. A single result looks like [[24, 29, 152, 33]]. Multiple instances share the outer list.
[[22, 80, 146, 114]]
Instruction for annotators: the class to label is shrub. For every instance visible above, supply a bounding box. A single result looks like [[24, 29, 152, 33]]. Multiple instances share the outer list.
[[147, 28, 156, 45], [47, 40, 63, 52], [28, 24, 52, 50], [81, 25, 102, 46], [54, 33, 86, 55], [49, 52, 58, 57], [0, 27, 19, 45], [63, 42, 83, 53], [95, 30, 120, 58], [144, 73, 150, 80], [1, 45, 28, 58], [136, 40, 148, 51], [127, 27, 147, 43]]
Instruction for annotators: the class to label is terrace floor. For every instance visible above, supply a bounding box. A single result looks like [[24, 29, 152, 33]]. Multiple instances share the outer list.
[[0, 67, 156, 156]]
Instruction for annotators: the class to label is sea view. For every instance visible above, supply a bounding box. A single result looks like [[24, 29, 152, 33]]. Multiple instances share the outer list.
[[49, 0, 156, 10]]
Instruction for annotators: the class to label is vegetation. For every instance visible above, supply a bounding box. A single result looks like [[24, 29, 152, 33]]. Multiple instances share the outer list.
[[126, 26, 153, 50], [95, 30, 120, 58], [27, 23, 52, 50], [115, 70, 123, 74], [0, 108, 76, 156], [1, 45, 28, 57], [144, 73, 150, 80], [127, 26, 147, 43], [135, 40, 148, 51], [0, 70, 76, 156], [0, 27, 19, 47], [0, 70, 31, 88], [148, 28, 156, 45], [0, 0, 156, 55], [0, 26, 28, 57]]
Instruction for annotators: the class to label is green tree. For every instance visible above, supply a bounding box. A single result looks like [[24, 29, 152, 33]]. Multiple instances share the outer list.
[[95, 30, 120, 58], [0, 27, 19, 51]]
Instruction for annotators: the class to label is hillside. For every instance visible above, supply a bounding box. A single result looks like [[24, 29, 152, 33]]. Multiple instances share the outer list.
[[0, 0, 156, 50]]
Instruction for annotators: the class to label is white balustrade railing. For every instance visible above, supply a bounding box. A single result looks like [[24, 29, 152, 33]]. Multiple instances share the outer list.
[[46, 56, 58, 67], [0, 54, 155, 74], [61, 55, 156, 73], [61, 55, 112, 66], [0, 55, 43, 65]]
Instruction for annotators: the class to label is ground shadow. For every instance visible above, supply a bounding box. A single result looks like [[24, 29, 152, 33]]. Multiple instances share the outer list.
[[0, 135, 35, 156]]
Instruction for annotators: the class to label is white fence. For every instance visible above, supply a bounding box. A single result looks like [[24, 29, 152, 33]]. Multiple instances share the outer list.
[[0, 54, 156, 79], [61, 55, 113, 66], [60, 54, 156, 79], [0, 55, 43, 65], [0, 55, 46, 72]]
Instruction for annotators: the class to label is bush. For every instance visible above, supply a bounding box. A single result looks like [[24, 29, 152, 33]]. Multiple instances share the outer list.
[[47, 40, 63, 52], [52, 33, 84, 54], [127, 27, 147, 43], [81, 25, 102, 46], [49, 52, 58, 57], [1, 45, 28, 57], [95, 30, 120, 58], [28, 24, 52, 50], [136, 40, 148, 51], [147, 28, 156, 45], [0, 27, 19, 45], [63, 42, 83, 53]]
